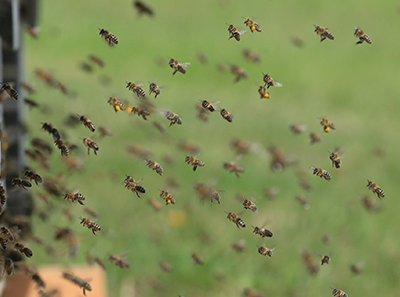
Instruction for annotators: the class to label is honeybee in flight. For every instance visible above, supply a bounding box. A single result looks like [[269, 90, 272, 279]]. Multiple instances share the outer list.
[[310, 166, 332, 181], [24, 169, 42, 185], [314, 25, 334, 42], [83, 138, 99, 156], [21, 82, 36, 94], [149, 82, 161, 98], [227, 24, 246, 41], [200, 100, 220, 112], [242, 198, 257, 212], [1, 82, 18, 100], [231, 65, 248, 82], [0, 185, 6, 215], [131, 107, 150, 120], [98, 28, 118, 46], [354, 26, 372, 44], [185, 156, 204, 171], [262, 73, 282, 88], [366, 180, 385, 199], [257, 245, 274, 257], [252, 226, 273, 238], [328, 150, 342, 168], [309, 132, 321, 145], [109, 254, 130, 268], [126, 82, 146, 98], [133, 0, 154, 16], [64, 192, 85, 205], [41, 122, 61, 141], [290, 125, 306, 134], [191, 253, 204, 265], [226, 212, 246, 228], [124, 176, 146, 198], [321, 254, 331, 265], [331, 288, 348, 297], [108, 97, 126, 112], [14, 242, 33, 257], [79, 115, 96, 132], [32, 273, 46, 288], [79, 217, 101, 235], [258, 85, 270, 99], [320, 118, 336, 133], [223, 161, 244, 177], [12, 178, 32, 190], [243, 49, 261, 63], [145, 159, 163, 176], [302, 250, 318, 275], [169, 59, 190, 75], [4, 258, 14, 276], [0, 226, 16, 242], [244, 18, 262, 32], [88, 55, 105, 67], [232, 239, 247, 253], [220, 108, 233, 123], [160, 190, 176, 205], [54, 139, 69, 157], [63, 271, 92, 296], [148, 199, 162, 211], [86, 254, 106, 270], [165, 111, 182, 126]]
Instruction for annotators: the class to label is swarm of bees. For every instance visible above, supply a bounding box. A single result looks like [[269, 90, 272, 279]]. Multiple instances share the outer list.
[[99, 28, 118, 46]]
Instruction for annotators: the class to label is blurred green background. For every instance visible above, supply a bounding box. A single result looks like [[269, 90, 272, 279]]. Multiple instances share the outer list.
[[23, 0, 400, 296]]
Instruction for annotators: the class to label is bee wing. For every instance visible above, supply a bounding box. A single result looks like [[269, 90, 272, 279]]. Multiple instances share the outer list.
[[239, 30, 247, 35], [181, 62, 191, 67], [274, 82, 283, 87]]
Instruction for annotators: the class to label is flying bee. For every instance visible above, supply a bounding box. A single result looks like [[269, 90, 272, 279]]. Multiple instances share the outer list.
[[350, 263, 363, 274], [257, 245, 274, 257], [0, 226, 16, 242], [244, 18, 262, 32], [98, 126, 113, 137], [226, 212, 246, 228], [64, 192, 85, 205], [302, 250, 318, 275], [86, 254, 106, 270], [109, 254, 130, 268], [331, 288, 348, 297], [232, 239, 246, 253], [160, 190, 176, 205], [168, 59, 190, 75], [108, 97, 126, 112], [159, 261, 173, 272], [242, 198, 257, 212], [88, 55, 105, 67], [354, 26, 372, 44], [0, 186, 6, 215], [366, 180, 385, 199], [54, 227, 78, 256], [14, 242, 33, 257], [63, 271, 92, 296], [149, 82, 161, 98], [223, 161, 244, 177], [227, 24, 246, 41], [252, 225, 273, 238], [54, 139, 69, 157], [200, 100, 220, 112], [321, 254, 331, 265], [126, 81, 146, 98], [148, 199, 162, 211], [124, 176, 146, 198], [328, 150, 342, 168], [258, 85, 270, 99], [21, 82, 35, 94], [145, 159, 163, 176], [84, 207, 99, 218], [320, 118, 336, 132], [131, 106, 150, 120], [290, 125, 306, 134], [78, 115, 96, 132], [309, 132, 321, 144], [79, 217, 101, 235], [262, 73, 282, 88], [220, 108, 233, 123], [191, 253, 204, 265], [32, 273, 46, 288], [185, 156, 204, 172], [98, 28, 118, 46], [82, 138, 99, 156], [243, 49, 261, 63], [41, 122, 61, 141], [1, 82, 18, 100], [314, 25, 334, 42], [231, 138, 252, 155], [4, 258, 14, 276], [24, 169, 42, 185], [362, 196, 380, 213], [165, 111, 182, 126], [133, 0, 154, 16], [12, 178, 32, 190], [310, 166, 332, 181], [230, 65, 248, 82]]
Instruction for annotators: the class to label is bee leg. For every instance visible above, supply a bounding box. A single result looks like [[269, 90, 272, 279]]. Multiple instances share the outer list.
[[78, 201, 85, 206], [193, 166, 197, 172], [92, 229, 97, 236], [172, 70, 178, 75], [320, 37, 326, 43]]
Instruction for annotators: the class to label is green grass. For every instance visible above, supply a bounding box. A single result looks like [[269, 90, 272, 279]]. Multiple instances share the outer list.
[[21, 0, 400, 296]]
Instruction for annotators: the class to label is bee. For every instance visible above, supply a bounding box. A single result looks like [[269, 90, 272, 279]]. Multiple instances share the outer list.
[[24, 169, 42, 185], [309, 132, 321, 145], [366, 180, 385, 199], [109, 254, 130, 268], [200, 100, 220, 112], [84, 207, 99, 218], [126, 81, 146, 98], [148, 199, 162, 211], [223, 161, 244, 177], [226, 212, 246, 228], [362, 196, 379, 213], [63, 271, 92, 296], [78, 115, 96, 132], [262, 73, 282, 88], [227, 24, 246, 41], [131, 107, 150, 120], [165, 111, 182, 126], [133, 0, 154, 16], [230, 65, 248, 82], [231, 138, 252, 155], [24, 98, 40, 109], [252, 226, 273, 238], [1, 82, 18, 100], [98, 126, 113, 137], [107, 97, 126, 112], [27, 26, 40, 39], [320, 118, 336, 133], [331, 288, 348, 297], [210, 188, 221, 205], [160, 190, 176, 205], [21, 82, 35, 94], [0, 186, 6, 215], [127, 144, 151, 159], [296, 195, 311, 210], [12, 178, 32, 190], [220, 108, 233, 123], [232, 239, 246, 253], [244, 18, 262, 32], [185, 156, 204, 172], [178, 141, 200, 154], [124, 176, 146, 198], [257, 245, 274, 257], [168, 59, 190, 75], [145, 159, 163, 176], [54, 139, 69, 157], [64, 192, 85, 205], [314, 25, 334, 42], [86, 254, 106, 270], [32, 273, 46, 288], [243, 288, 264, 297], [321, 254, 331, 265], [290, 125, 306, 134], [310, 166, 332, 181], [4, 258, 14, 276], [242, 198, 257, 212], [159, 261, 173, 272], [98, 28, 118, 46], [354, 26, 371, 44], [0, 226, 16, 242], [258, 85, 270, 99], [302, 250, 318, 275], [54, 227, 78, 256], [79, 217, 101, 235], [191, 253, 204, 265], [41, 122, 61, 141], [88, 55, 105, 67], [243, 49, 261, 63], [35, 69, 58, 87], [14, 242, 33, 257], [83, 138, 99, 156], [328, 150, 342, 168], [149, 82, 161, 98]]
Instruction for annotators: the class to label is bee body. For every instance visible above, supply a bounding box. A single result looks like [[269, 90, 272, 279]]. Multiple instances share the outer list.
[[244, 18, 262, 33], [1, 82, 18, 100], [243, 199, 257, 212], [63, 271, 92, 295], [79, 115, 96, 132], [165, 111, 182, 126], [160, 190, 176, 205], [252, 226, 273, 238], [108, 97, 126, 112], [109, 254, 130, 268], [4, 258, 14, 276], [201, 100, 218, 112], [331, 288, 348, 297], [83, 138, 99, 156], [223, 162, 244, 177], [191, 253, 204, 265], [310, 166, 331, 181], [262, 73, 282, 88], [354, 27, 371, 44], [329, 151, 342, 168], [226, 212, 246, 228], [258, 246, 274, 257], [314, 25, 334, 42], [124, 176, 145, 198], [169, 59, 190, 75], [126, 82, 146, 98], [131, 107, 150, 120], [54, 139, 69, 157], [24, 169, 42, 185], [88, 55, 105, 67], [366, 180, 385, 199], [134, 1, 154, 16], [99, 28, 118, 46], [185, 156, 204, 172], [220, 109, 233, 123], [149, 82, 161, 98], [258, 85, 270, 99], [320, 118, 336, 133], [12, 178, 32, 190], [321, 255, 331, 265], [228, 24, 246, 41], [79, 217, 101, 235], [64, 192, 85, 205], [14, 242, 33, 257], [145, 160, 163, 176]]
